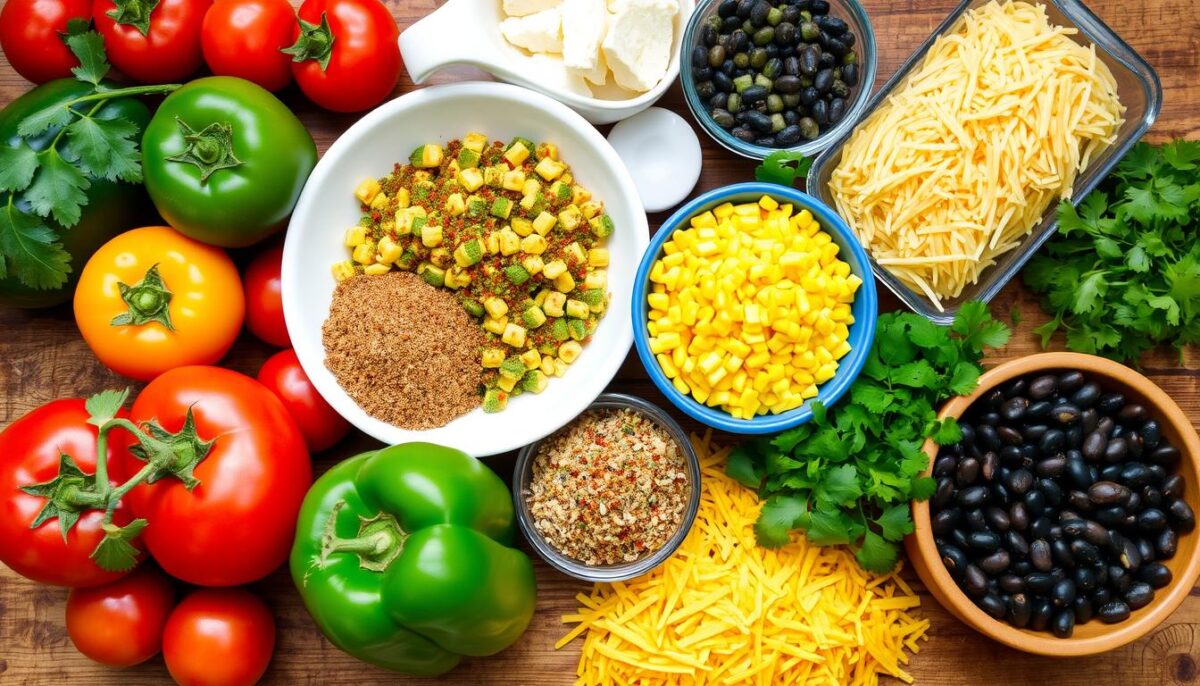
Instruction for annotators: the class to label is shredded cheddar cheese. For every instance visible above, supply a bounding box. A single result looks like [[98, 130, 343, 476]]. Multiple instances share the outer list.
[[558, 433, 929, 685], [829, 0, 1125, 310]]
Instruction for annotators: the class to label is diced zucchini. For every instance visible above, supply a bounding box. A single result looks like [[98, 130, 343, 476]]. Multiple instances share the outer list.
[[589, 213, 615, 238], [454, 239, 484, 267], [563, 241, 586, 264], [504, 264, 530, 285], [582, 288, 607, 312], [521, 370, 548, 394], [496, 374, 518, 393], [457, 148, 480, 169], [507, 137, 536, 155], [429, 247, 450, 269], [445, 193, 466, 216], [521, 234, 547, 255], [501, 323, 527, 347], [543, 291, 566, 317], [499, 356, 526, 380], [550, 318, 569, 341], [458, 168, 484, 192], [565, 299, 589, 319], [550, 180, 573, 203], [409, 144, 443, 168], [418, 263, 445, 288], [483, 315, 508, 335], [421, 223, 443, 248], [482, 388, 508, 413], [558, 205, 583, 231], [535, 157, 565, 181], [466, 196, 488, 217], [522, 255, 544, 276], [568, 319, 586, 341], [462, 299, 485, 318], [396, 249, 418, 270], [538, 342, 558, 356], [502, 169, 526, 192], [523, 305, 547, 329], [484, 297, 509, 319], [511, 217, 534, 237], [491, 197, 513, 219], [497, 228, 520, 256], [532, 211, 557, 236], [584, 269, 607, 290], [483, 165, 505, 187]]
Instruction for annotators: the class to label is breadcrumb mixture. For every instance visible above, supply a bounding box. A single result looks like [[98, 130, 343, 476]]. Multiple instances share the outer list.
[[528, 408, 689, 565], [323, 272, 485, 429]]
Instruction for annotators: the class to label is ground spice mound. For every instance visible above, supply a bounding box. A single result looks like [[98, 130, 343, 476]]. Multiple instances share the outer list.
[[323, 272, 485, 429], [528, 408, 690, 565]]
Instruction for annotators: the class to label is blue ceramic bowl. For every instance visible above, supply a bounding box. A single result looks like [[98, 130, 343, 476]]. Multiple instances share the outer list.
[[631, 182, 877, 434]]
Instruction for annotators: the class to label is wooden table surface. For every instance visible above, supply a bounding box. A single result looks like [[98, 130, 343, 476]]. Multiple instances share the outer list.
[[1, 0, 1198, 683]]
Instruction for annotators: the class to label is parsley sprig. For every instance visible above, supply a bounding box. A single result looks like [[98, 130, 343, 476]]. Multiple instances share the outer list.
[[0, 26, 178, 290], [754, 150, 812, 187], [1024, 140, 1200, 362], [727, 303, 1011, 573]]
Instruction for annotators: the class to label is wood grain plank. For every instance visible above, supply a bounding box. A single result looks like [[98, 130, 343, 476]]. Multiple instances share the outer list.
[[1, 0, 1198, 683]]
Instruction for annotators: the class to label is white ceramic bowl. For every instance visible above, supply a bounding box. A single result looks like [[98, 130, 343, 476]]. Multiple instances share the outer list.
[[398, 0, 695, 125], [282, 82, 649, 457]]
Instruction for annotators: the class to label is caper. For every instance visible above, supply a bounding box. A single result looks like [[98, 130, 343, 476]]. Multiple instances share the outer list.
[[763, 57, 783, 79], [749, 47, 768, 69], [710, 108, 736, 128], [798, 117, 819, 139], [766, 94, 784, 113], [753, 26, 775, 46], [753, 73, 772, 90], [766, 6, 782, 26]]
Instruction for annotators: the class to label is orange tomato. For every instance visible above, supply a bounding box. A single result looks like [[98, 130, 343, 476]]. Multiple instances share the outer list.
[[74, 226, 244, 381]]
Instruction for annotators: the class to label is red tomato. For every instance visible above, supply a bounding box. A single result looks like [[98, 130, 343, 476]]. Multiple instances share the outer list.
[[112, 366, 311, 587], [0, 399, 141, 587], [93, 0, 210, 83], [201, 0, 297, 92], [257, 349, 350, 452], [66, 565, 176, 667], [163, 588, 275, 686], [286, 0, 400, 112], [0, 0, 90, 83], [242, 244, 290, 347]]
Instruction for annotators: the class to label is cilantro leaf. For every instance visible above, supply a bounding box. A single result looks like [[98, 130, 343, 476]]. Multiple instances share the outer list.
[[66, 30, 111, 85], [814, 464, 861, 508], [876, 504, 914, 541], [755, 495, 805, 548], [909, 475, 937, 501], [25, 151, 90, 227], [66, 116, 142, 183], [932, 417, 962, 445], [856, 530, 899, 573], [889, 359, 938, 388], [804, 508, 854, 546], [0, 145, 40, 192], [946, 361, 981, 396], [726, 445, 764, 489], [754, 151, 812, 186], [0, 200, 71, 288], [17, 105, 74, 138]]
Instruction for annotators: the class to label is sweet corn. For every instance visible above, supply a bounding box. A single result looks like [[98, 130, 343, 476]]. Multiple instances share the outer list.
[[504, 141, 531, 166], [501, 323, 527, 348], [502, 169, 526, 192], [354, 178, 380, 205], [445, 193, 466, 216], [543, 291, 566, 317], [483, 315, 508, 335], [481, 349, 505, 368], [558, 340, 582, 363], [553, 272, 575, 293], [522, 255, 544, 276], [376, 236, 402, 264], [345, 226, 367, 247], [363, 263, 390, 275], [498, 228, 520, 256], [511, 217, 534, 237], [331, 260, 356, 281], [521, 234, 547, 255], [645, 195, 861, 418]]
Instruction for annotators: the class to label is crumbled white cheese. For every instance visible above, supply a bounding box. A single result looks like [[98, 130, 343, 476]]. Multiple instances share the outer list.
[[601, 0, 677, 92], [561, 0, 608, 85], [502, 0, 561, 17], [500, 7, 564, 54], [527, 53, 595, 97]]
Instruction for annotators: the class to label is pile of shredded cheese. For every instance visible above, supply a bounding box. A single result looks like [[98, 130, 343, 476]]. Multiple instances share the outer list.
[[829, 0, 1124, 310], [558, 433, 929, 685]]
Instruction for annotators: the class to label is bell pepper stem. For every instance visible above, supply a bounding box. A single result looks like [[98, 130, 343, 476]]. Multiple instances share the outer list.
[[318, 502, 408, 573]]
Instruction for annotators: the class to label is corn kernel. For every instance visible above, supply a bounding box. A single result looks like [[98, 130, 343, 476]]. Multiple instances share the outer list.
[[521, 234, 548, 255], [376, 236, 402, 264], [511, 217, 534, 237], [354, 178, 381, 204], [483, 315, 508, 335], [481, 349, 505, 368], [352, 242, 375, 265], [484, 297, 509, 319], [344, 226, 367, 247], [553, 272, 575, 293], [501, 323, 527, 348], [543, 291, 566, 317], [362, 263, 390, 275], [331, 260, 356, 281], [533, 212, 557, 235], [522, 255, 544, 276], [421, 224, 443, 248], [498, 228, 520, 256], [542, 260, 568, 280], [504, 141, 531, 166], [445, 193, 466, 216], [502, 169, 526, 192]]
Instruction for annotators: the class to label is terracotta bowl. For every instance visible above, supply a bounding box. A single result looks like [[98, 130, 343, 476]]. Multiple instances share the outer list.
[[906, 352, 1200, 656]]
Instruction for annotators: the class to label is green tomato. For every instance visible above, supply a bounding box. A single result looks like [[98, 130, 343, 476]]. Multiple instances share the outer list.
[[142, 76, 317, 248]]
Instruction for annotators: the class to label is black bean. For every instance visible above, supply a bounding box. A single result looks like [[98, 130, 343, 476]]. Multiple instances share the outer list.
[[964, 564, 989, 596], [955, 457, 980, 488], [710, 108, 736, 128], [840, 62, 859, 87], [1148, 444, 1180, 466], [1048, 609, 1074, 638], [1078, 431, 1105, 462], [1039, 479, 1064, 508], [1126, 432, 1144, 459], [1088, 481, 1131, 506], [967, 531, 1001, 553], [1142, 420, 1161, 449], [1030, 515, 1053, 539], [1030, 539, 1052, 571], [748, 0, 769, 25], [1108, 564, 1131, 594], [1008, 594, 1032, 627], [1000, 397, 1028, 422], [1114, 533, 1142, 570], [1007, 530, 1030, 558], [753, 135, 776, 146], [820, 35, 847, 57], [1027, 375, 1057, 400], [1035, 455, 1066, 479], [1096, 416, 1115, 439], [1098, 393, 1125, 415], [1167, 498, 1195, 532], [1030, 599, 1054, 631], [1069, 539, 1100, 564], [965, 508, 988, 532], [978, 593, 1007, 619], [1095, 506, 1128, 528], [985, 506, 1011, 532], [999, 574, 1025, 594], [1010, 502, 1030, 531], [1135, 508, 1167, 533], [813, 68, 833, 92], [1050, 578, 1076, 608], [1012, 560, 1032, 576], [977, 425, 1001, 451], [1061, 519, 1087, 538], [731, 127, 756, 142], [1091, 587, 1113, 607], [1125, 581, 1154, 611], [774, 124, 802, 145], [1071, 382, 1101, 408], [1024, 571, 1055, 594], [1156, 529, 1178, 559], [1003, 378, 1028, 399], [1051, 539, 1075, 569], [1064, 458, 1093, 491], [1083, 521, 1110, 547], [1143, 486, 1163, 508], [814, 14, 848, 35], [980, 550, 1011, 576], [1072, 596, 1094, 623], [1098, 600, 1131, 623], [997, 426, 1024, 446], [1100, 464, 1123, 483], [1007, 469, 1034, 496], [1025, 490, 1047, 517], [828, 97, 846, 123], [932, 508, 959, 536], [810, 0, 830, 13], [1075, 566, 1098, 592], [1103, 437, 1129, 463], [1162, 474, 1185, 499], [742, 110, 771, 132], [742, 85, 769, 104], [1000, 445, 1022, 467], [692, 45, 709, 68], [774, 75, 802, 94], [811, 99, 828, 125], [781, 5, 800, 23], [1117, 403, 1148, 425]]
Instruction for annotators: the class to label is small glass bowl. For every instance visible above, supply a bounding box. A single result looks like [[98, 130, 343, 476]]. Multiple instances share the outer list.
[[513, 393, 701, 582], [679, 0, 878, 160]]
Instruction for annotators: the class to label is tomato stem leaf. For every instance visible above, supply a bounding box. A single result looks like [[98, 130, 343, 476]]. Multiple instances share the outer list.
[[111, 263, 175, 330], [92, 518, 147, 572], [104, 0, 161, 37], [281, 13, 337, 71]]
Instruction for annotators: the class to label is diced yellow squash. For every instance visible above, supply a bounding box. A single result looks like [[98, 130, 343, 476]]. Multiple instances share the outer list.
[[484, 297, 509, 319], [369, 191, 390, 211], [457, 167, 484, 192], [352, 241, 375, 265], [502, 169, 527, 192], [584, 269, 607, 290], [522, 255, 545, 276], [484, 232, 500, 255], [345, 225, 367, 247], [565, 299, 589, 319], [558, 205, 583, 231], [553, 271, 575, 293], [504, 141, 531, 166], [532, 211, 557, 236], [483, 315, 508, 335], [535, 157, 565, 181], [463, 132, 488, 152], [521, 178, 541, 196], [354, 178, 381, 204], [520, 348, 541, 369], [587, 248, 609, 267], [496, 374, 517, 393], [542, 259, 568, 280], [421, 224, 443, 248], [543, 291, 566, 317], [521, 234, 547, 255], [501, 323, 527, 348], [376, 236, 401, 264], [579, 200, 603, 219], [409, 144, 443, 168], [558, 340, 582, 363], [363, 263, 390, 275], [481, 348, 505, 368], [498, 228, 520, 256], [511, 217, 534, 237], [483, 165, 505, 187], [331, 260, 356, 281], [429, 247, 450, 268], [394, 188, 410, 209], [445, 193, 466, 216], [571, 185, 591, 205], [537, 142, 558, 160], [395, 206, 427, 235], [563, 241, 586, 264]]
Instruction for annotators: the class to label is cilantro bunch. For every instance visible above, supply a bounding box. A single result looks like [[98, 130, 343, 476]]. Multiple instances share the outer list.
[[1024, 140, 1200, 362], [0, 25, 177, 290], [727, 303, 1011, 573]]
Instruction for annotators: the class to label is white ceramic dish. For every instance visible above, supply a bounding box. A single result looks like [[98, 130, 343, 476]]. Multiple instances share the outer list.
[[607, 107, 702, 213], [282, 82, 649, 457], [398, 0, 695, 125]]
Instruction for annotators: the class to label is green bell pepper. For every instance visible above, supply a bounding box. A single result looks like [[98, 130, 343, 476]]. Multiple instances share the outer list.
[[290, 443, 537, 676]]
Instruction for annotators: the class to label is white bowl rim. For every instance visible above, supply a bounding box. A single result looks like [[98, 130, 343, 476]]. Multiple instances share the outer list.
[[281, 81, 649, 457]]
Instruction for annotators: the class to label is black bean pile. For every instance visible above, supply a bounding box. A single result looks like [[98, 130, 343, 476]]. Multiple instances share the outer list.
[[690, 0, 860, 148], [930, 371, 1196, 638]]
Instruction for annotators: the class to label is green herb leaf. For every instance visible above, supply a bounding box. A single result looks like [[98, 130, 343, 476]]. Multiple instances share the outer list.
[[754, 150, 813, 186], [17, 105, 74, 138], [876, 504, 914, 541], [856, 530, 899, 573], [66, 116, 142, 183], [755, 494, 806, 547], [25, 151, 90, 227], [91, 518, 147, 572], [0, 145, 40, 192], [726, 444, 764, 489], [85, 388, 130, 427], [0, 200, 71, 289], [932, 417, 962, 445], [815, 464, 861, 508], [66, 30, 110, 85]]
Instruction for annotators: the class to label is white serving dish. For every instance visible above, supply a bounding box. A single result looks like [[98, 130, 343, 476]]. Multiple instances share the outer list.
[[282, 82, 649, 457], [398, 0, 695, 125]]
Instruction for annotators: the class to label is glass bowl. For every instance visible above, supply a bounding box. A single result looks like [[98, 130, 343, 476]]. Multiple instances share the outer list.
[[805, 0, 1162, 324], [679, 0, 878, 160], [513, 393, 702, 582]]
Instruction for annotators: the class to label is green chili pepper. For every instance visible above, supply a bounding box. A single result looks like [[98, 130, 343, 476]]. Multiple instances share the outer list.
[[289, 442, 537, 676]]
